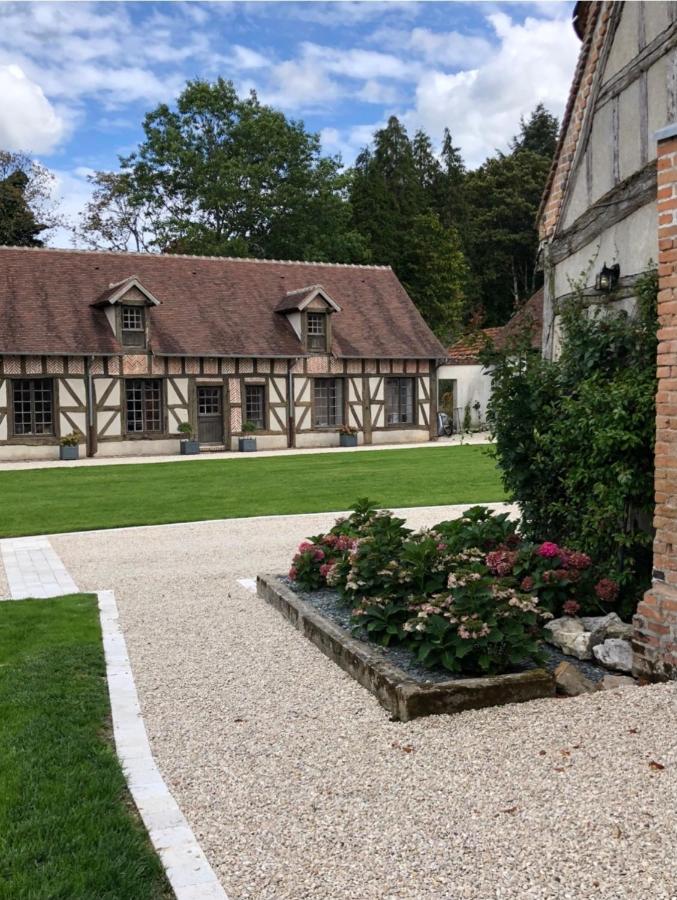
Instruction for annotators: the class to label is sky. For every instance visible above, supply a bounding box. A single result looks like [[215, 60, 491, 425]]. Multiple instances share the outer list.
[[0, 0, 580, 247]]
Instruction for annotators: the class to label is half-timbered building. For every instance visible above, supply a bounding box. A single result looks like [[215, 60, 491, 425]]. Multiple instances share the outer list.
[[0, 246, 444, 460], [538, 1, 677, 680]]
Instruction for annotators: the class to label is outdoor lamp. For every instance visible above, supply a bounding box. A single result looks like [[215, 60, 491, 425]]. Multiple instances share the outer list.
[[595, 262, 620, 293]]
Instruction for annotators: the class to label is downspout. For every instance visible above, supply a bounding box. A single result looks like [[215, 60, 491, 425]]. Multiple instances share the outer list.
[[86, 355, 97, 457], [287, 360, 296, 449]]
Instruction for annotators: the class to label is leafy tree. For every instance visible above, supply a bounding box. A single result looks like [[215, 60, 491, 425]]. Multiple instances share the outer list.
[[78, 171, 154, 252], [510, 102, 559, 158], [399, 213, 469, 342], [79, 78, 367, 262], [0, 151, 62, 246]]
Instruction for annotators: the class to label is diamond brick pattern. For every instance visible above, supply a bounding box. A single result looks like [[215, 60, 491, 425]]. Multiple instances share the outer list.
[[204, 357, 218, 374], [185, 357, 199, 374], [239, 358, 253, 373], [274, 360, 287, 374], [330, 357, 343, 373], [229, 379, 241, 403], [222, 359, 236, 374], [256, 359, 271, 373], [107, 357, 121, 375], [47, 356, 65, 374], [230, 407, 242, 432], [90, 357, 104, 375], [122, 355, 149, 375], [68, 356, 84, 374], [25, 356, 42, 374], [347, 359, 362, 374], [167, 357, 182, 375], [3, 356, 21, 374], [307, 356, 329, 373]]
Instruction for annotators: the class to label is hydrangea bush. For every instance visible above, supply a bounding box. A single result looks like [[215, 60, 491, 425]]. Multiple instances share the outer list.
[[288, 502, 620, 676]]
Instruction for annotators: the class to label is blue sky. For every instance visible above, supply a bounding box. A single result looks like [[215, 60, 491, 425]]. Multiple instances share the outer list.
[[0, 1, 579, 245]]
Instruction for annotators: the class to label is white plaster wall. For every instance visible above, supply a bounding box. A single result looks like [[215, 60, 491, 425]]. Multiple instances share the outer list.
[[437, 363, 493, 424], [59, 411, 87, 437], [561, 157, 589, 230], [228, 434, 288, 451], [97, 439, 180, 458], [618, 79, 643, 181], [553, 202, 658, 298], [590, 102, 614, 202], [603, 3, 639, 83], [645, 1, 671, 43], [61, 377, 87, 405], [371, 429, 428, 445], [648, 53, 670, 137], [0, 444, 60, 461], [295, 432, 341, 449]]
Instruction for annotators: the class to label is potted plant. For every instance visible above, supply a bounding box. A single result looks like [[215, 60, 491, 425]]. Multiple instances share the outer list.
[[177, 421, 200, 455], [239, 420, 258, 452], [59, 431, 81, 461], [339, 424, 358, 448]]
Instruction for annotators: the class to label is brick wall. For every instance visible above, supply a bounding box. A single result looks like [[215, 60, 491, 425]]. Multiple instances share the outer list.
[[633, 129, 677, 680]]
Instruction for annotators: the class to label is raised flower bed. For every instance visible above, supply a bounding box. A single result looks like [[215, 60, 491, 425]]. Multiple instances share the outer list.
[[258, 501, 628, 717]]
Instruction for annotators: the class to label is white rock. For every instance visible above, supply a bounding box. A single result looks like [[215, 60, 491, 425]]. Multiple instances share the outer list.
[[580, 612, 632, 644], [544, 617, 594, 660], [593, 638, 634, 673], [598, 674, 637, 691]]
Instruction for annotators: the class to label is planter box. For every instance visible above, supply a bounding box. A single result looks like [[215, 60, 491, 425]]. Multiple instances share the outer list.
[[180, 439, 200, 455], [59, 445, 79, 461], [256, 575, 556, 721], [238, 437, 257, 452], [339, 433, 358, 448]]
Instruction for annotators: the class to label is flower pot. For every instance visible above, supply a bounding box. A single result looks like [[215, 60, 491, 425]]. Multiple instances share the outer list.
[[59, 445, 79, 461], [239, 437, 257, 452], [339, 433, 358, 447], [180, 439, 200, 455]]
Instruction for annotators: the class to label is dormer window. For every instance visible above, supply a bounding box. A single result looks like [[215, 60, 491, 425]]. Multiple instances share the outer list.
[[306, 312, 327, 351], [121, 305, 146, 348]]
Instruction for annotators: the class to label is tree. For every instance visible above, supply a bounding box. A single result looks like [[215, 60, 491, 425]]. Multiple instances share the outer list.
[[399, 213, 470, 342], [463, 105, 559, 325], [78, 78, 368, 262], [510, 102, 559, 158], [0, 151, 62, 246]]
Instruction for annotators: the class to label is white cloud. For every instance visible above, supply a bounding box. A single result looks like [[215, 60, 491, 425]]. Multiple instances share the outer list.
[[404, 11, 580, 166], [0, 64, 65, 153]]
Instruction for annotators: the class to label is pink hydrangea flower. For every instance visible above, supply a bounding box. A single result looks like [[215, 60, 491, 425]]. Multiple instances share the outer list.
[[319, 562, 334, 578], [563, 599, 580, 616], [313, 548, 325, 561], [288, 567, 298, 580], [595, 578, 619, 603], [521, 576, 534, 591], [298, 541, 313, 553], [537, 542, 561, 559]]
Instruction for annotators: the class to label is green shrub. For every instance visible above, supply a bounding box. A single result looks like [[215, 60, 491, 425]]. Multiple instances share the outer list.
[[485, 270, 658, 615]]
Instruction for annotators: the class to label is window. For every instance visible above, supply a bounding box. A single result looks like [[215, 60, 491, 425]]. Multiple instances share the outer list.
[[121, 305, 146, 348], [125, 379, 162, 433], [313, 378, 343, 427], [198, 387, 221, 417], [306, 312, 327, 351], [385, 377, 415, 425], [244, 384, 266, 429], [12, 379, 54, 435]]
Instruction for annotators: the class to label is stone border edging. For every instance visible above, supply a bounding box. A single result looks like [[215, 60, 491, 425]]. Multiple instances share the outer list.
[[98, 590, 229, 900], [257, 575, 555, 721]]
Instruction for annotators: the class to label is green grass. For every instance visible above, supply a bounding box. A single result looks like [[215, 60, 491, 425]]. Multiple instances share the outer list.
[[0, 594, 171, 899], [0, 444, 507, 538]]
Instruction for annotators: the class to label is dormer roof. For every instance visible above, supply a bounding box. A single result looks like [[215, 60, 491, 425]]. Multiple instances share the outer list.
[[91, 275, 161, 308], [274, 284, 341, 314]]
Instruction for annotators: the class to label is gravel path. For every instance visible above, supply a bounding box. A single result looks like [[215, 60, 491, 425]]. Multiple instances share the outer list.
[[45, 505, 677, 900]]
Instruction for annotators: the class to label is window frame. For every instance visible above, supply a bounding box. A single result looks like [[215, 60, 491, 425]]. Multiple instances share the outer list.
[[124, 378, 165, 436], [10, 377, 55, 439], [120, 304, 147, 350], [312, 377, 345, 429], [244, 382, 267, 431], [303, 310, 329, 352], [384, 376, 416, 427]]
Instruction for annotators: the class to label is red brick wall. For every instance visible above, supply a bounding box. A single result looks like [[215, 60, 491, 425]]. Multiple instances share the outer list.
[[633, 132, 677, 680]]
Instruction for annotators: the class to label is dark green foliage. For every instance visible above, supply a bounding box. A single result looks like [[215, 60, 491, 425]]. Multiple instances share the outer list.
[[0, 594, 170, 898], [487, 271, 658, 614], [434, 504, 517, 553], [81, 78, 368, 263], [0, 170, 44, 246]]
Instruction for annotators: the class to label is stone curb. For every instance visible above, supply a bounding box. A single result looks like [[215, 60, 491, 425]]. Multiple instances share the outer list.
[[97, 589, 229, 900], [257, 575, 555, 721]]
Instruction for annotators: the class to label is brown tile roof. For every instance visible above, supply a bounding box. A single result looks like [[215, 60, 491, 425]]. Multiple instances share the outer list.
[[0, 247, 445, 359], [446, 288, 543, 364]]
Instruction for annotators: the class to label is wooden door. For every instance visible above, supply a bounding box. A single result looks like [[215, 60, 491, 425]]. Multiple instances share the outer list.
[[197, 386, 223, 443]]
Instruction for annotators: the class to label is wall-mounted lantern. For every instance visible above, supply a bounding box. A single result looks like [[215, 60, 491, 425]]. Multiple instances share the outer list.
[[595, 262, 620, 293]]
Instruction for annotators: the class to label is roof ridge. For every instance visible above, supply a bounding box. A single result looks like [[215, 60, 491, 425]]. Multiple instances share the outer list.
[[0, 245, 392, 271]]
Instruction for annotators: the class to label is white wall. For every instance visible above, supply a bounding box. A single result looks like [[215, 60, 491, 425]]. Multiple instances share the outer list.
[[437, 363, 492, 427]]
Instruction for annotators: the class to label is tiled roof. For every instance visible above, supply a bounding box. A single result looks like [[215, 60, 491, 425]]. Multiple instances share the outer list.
[[446, 288, 543, 364], [0, 247, 445, 359]]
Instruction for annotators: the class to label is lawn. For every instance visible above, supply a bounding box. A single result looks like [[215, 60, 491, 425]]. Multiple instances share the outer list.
[[0, 594, 170, 899], [0, 444, 506, 538]]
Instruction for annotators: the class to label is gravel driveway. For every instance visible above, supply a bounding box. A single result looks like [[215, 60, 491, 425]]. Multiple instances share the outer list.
[[48, 505, 677, 900]]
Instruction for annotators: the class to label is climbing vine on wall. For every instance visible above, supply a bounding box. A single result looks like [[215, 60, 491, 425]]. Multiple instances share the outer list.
[[485, 270, 658, 616]]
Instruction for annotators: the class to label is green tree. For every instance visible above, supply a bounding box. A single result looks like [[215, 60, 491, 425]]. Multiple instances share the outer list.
[[463, 105, 559, 325], [399, 213, 470, 342], [79, 79, 367, 262], [0, 151, 61, 246]]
